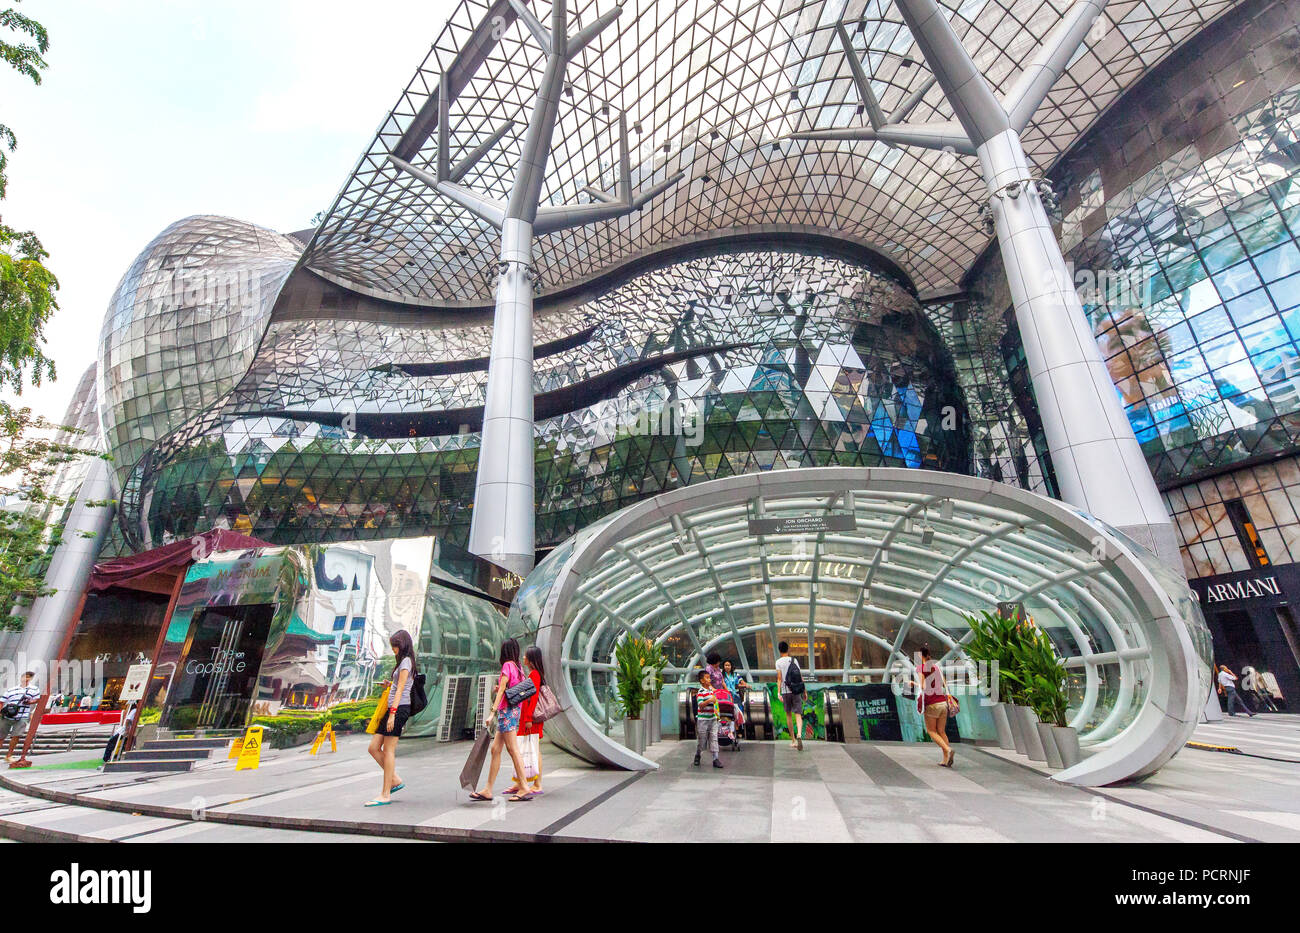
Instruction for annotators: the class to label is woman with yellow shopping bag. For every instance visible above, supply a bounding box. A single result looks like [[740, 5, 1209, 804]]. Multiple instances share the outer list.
[[364, 630, 418, 806]]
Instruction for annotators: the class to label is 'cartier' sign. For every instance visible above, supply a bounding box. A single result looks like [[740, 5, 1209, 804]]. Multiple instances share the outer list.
[[1202, 576, 1282, 604]]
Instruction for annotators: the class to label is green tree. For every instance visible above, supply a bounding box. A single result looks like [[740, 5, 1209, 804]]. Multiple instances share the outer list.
[[0, 1, 56, 394], [0, 402, 110, 627]]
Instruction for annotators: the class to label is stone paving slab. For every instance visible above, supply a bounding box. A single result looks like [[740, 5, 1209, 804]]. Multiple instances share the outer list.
[[0, 728, 1296, 842]]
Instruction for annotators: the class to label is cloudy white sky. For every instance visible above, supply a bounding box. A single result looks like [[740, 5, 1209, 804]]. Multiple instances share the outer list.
[[1, 0, 459, 422]]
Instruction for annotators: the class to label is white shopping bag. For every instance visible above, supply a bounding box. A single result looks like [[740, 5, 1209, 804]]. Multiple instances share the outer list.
[[522, 733, 539, 780]]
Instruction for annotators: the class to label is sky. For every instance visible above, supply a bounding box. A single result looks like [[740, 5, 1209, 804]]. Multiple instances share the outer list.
[[0, 0, 459, 423]]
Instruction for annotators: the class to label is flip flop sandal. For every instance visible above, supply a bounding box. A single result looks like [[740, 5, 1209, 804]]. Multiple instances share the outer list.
[[468, 792, 491, 801], [363, 799, 391, 807], [391, 782, 405, 793], [508, 794, 532, 802]]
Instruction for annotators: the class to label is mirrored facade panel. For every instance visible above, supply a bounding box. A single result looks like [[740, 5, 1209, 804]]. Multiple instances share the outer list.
[[121, 247, 973, 553]]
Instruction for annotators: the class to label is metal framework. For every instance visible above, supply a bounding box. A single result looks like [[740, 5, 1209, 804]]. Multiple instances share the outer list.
[[514, 467, 1213, 785], [300, 0, 1239, 306], [388, 0, 682, 573], [789, 0, 1179, 564]]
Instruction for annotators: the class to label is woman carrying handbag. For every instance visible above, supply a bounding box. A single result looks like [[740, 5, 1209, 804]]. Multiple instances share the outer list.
[[507, 645, 547, 798], [470, 638, 534, 803], [916, 644, 956, 767]]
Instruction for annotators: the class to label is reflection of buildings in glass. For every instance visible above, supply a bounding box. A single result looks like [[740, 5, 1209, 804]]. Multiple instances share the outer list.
[[108, 246, 971, 555]]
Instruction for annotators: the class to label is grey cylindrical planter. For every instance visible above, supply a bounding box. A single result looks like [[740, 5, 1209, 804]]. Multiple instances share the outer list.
[[648, 699, 661, 744], [1036, 721, 1064, 769], [1007, 703, 1028, 755], [1052, 725, 1081, 768], [623, 717, 646, 754], [1016, 706, 1047, 762], [990, 702, 1015, 750]]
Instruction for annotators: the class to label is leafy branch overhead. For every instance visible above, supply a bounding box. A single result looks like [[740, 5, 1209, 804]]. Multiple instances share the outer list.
[[0, 1, 57, 394]]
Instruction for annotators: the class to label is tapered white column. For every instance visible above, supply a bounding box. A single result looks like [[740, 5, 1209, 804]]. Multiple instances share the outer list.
[[469, 219, 537, 576], [791, 0, 1179, 568], [0, 458, 114, 671], [979, 130, 1177, 561]]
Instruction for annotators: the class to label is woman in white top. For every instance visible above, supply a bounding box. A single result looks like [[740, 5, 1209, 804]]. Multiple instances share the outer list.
[[365, 630, 417, 807]]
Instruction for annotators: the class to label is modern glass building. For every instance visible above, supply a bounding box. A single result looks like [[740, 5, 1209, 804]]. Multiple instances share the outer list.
[[19, 0, 1300, 784]]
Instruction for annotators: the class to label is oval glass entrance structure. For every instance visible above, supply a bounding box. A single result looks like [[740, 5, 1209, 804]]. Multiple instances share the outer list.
[[510, 467, 1213, 786]]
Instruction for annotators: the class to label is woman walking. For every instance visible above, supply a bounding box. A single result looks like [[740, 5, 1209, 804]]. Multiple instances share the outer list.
[[507, 645, 547, 798], [917, 645, 955, 767], [470, 638, 532, 803], [365, 629, 416, 807]]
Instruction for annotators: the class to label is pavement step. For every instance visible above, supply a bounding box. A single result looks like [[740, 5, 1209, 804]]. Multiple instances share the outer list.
[[143, 743, 232, 758], [121, 748, 214, 761], [103, 758, 195, 773]]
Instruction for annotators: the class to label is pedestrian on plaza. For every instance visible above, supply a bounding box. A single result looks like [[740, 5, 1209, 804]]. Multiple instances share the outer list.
[[1240, 666, 1277, 713], [470, 637, 532, 803], [705, 652, 727, 698], [102, 701, 138, 766], [0, 671, 41, 762], [693, 670, 723, 768], [507, 645, 547, 798], [364, 629, 416, 807], [775, 641, 805, 750], [917, 645, 955, 767], [1217, 665, 1255, 717]]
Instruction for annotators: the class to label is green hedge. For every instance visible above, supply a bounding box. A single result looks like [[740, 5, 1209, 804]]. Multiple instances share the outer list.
[[250, 700, 379, 749]]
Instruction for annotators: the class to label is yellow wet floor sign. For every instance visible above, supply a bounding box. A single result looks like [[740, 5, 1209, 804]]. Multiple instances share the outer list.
[[228, 737, 243, 759], [309, 721, 337, 755], [235, 726, 264, 771]]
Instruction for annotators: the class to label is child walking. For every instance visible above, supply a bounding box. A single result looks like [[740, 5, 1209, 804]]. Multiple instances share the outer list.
[[693, 670, 723, 769]]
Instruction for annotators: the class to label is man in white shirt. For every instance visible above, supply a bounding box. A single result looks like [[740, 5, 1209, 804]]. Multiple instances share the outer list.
[[0, 671, 42, 761], [1217, 666, 1255, 717], [775, 641, 804, 751]]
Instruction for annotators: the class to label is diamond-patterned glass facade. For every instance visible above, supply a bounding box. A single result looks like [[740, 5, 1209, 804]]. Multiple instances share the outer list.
[[118, 246, 970, 552], [98, 216, 303, 500], [301, 0, 1239, 306]]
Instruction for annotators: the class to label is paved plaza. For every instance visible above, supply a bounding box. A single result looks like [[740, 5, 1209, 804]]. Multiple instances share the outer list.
[[0, 715, 1295, 843]]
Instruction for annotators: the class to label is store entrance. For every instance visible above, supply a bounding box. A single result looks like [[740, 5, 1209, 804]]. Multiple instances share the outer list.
[[163, 604, 273, 730]]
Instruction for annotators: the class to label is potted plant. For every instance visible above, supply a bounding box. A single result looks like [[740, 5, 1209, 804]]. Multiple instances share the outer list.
[[962, 610, 1018, 750], [614, 636, 650, 754], [1024, 642, 1081, 769], [1005, 624, 1070, 767], [641, 640, 667, 744]]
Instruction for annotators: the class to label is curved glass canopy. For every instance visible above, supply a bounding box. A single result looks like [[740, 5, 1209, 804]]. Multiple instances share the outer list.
[[511, 466, 1213, 785], [302, 0, 1239, 305]]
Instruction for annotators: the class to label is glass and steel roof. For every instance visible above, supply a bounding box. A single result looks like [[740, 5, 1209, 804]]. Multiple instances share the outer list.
[[512, 466, 1213, 784], [301, 0, 1240, 305]]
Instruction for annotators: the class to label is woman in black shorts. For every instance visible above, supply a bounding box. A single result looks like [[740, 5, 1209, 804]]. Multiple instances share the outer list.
[[365, 629, 417, 807]]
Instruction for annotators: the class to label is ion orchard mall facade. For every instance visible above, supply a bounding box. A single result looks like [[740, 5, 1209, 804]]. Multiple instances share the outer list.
[[9, 0, 1300, 784]]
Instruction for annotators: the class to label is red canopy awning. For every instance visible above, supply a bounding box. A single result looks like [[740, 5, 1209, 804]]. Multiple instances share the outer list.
[[87, 529, 271, 592]]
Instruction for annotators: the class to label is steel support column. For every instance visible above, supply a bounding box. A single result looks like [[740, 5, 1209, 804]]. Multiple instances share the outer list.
[[391, 0, 682, 576], [792, 0, 1179, 567]]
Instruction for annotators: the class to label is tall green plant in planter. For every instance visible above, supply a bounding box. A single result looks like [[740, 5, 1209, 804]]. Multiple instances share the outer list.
[[1005, 626, 1068, 726], [614, 637, 650, 720], [641, 640, 667, 706], [962, 610, 1026, 705]]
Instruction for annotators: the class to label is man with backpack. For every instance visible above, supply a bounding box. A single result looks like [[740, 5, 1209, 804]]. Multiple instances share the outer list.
[[0, 671, 41, 762], [775, 642, 805, 751]]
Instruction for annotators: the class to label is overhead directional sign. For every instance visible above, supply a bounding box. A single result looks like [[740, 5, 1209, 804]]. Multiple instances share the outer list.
[[748, 514, 857, 536]]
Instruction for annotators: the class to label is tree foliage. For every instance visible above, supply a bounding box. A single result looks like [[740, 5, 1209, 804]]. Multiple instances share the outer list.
[[0, 401, 110, 627], [0, 1, 57, 394]]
